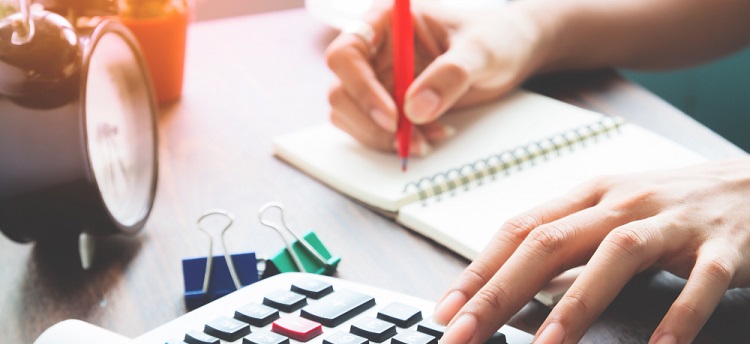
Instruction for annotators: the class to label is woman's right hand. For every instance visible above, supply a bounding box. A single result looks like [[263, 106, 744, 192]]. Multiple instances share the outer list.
[[325, 1, 554, 155]]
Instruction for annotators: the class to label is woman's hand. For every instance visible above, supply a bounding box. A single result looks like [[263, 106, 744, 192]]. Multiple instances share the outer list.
[[325, 1, 552, 155], [433, 158, 750, 344]]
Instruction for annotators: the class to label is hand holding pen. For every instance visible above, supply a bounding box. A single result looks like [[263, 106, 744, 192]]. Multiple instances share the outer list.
[[325, 2, 542, 158]]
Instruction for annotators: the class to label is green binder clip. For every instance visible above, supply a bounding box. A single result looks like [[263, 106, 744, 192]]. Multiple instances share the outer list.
[[258, 202, 340, 278]]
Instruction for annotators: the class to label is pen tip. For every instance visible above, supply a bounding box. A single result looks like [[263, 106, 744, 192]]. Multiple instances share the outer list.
[[401, 158, 408, 172]]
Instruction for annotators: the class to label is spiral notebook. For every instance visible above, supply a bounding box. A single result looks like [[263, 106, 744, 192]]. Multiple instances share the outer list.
[[273, 90, 706, 304]]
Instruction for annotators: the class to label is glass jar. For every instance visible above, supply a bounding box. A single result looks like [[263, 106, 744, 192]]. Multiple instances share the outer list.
[[119, 0, 188, 105]]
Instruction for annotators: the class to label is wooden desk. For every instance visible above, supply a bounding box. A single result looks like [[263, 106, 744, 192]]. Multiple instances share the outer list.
[[1, 9, 748, 343]]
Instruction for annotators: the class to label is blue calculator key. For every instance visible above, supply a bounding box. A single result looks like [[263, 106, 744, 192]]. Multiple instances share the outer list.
[[243, 330, 291, 344], [415, 319, 446, 339], [235, 303, 281, 327], [204, 316, 251, 342], [263, 290, 307, 312], [376, 302, 422, 328], [322, 331, 369, 344], [291, 278, 334, 299], [391, 330, 437, 344], [349, 316, 397, 343], [184, 330, 219, 344], [300, 289, 375, 327]]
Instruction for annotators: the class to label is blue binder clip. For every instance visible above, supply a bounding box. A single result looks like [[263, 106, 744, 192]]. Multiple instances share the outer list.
[[182, 210, 259, 309], [257, 202, 341, 278]]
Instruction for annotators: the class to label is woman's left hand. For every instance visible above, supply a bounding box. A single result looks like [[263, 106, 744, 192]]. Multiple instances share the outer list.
[[433, 157, 750, 344]]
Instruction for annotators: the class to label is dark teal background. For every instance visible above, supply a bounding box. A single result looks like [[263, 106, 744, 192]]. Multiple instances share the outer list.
[[622, 47, 750, 153]]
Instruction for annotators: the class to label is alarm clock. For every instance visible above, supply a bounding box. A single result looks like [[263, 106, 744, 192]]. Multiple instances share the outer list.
[[0, 1, 158, 267]]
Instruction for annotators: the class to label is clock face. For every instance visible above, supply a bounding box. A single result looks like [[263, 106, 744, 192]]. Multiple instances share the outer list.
[[85, 31, 156, 228]]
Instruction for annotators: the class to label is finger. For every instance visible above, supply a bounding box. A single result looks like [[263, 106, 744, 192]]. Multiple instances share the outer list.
[[535, 215, 680, 343], [650, 239, 737, 344], [405, 31, 501, 125], [419, 121, 456, 143], [432, 182, 607, 325], [326, 15, 398, 132], [393, 127, 433, 157], [329, 81, 394, 152], [440, 202, 645, 344]]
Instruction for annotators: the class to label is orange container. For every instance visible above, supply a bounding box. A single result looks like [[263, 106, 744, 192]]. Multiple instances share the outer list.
[[121, 5, 188, 104]]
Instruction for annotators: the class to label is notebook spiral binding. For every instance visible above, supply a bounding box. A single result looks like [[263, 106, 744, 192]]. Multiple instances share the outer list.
[[403, 117, 625, 202]]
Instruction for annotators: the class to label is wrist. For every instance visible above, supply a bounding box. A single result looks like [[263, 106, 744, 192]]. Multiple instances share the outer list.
[[511, 0, 580, 74]]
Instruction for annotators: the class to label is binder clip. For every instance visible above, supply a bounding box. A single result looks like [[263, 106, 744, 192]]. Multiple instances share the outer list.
[[258, 202, 341, 278], [182, 210, 260, 309]]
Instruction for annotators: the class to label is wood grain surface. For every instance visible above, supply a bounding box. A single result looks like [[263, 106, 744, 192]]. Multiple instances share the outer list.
[[1, 9, 748, 344]]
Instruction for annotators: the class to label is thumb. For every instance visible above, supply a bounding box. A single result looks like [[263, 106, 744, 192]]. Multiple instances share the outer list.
[[404, 35, 492, 124]]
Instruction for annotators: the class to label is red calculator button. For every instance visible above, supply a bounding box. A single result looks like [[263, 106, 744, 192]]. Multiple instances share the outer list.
[[271, 316, 323, 342]]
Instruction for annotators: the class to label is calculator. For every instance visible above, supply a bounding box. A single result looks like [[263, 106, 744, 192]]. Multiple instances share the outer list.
[[34, 273, 534, 344]]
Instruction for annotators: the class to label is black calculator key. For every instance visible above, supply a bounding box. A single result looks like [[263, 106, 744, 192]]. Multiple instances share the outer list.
[[376, 302, 422, 328], [235, 303, 281, 327], [204, 316, 251, 342], [243, 330, 291, 344], [300, 289, 376, 327], [184, 330, 219, 344], [263, 290, 307, 312], [391, 330, 437, 344], [291, 278, 334, 299], [485, 332, 508, 344], [416, 319, 446, 339], [322, 331, 369, 344], [349, 316, 397, 343]]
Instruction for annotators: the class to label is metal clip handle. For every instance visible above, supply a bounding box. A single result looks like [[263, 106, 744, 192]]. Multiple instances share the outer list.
[[258, 202, 331, 273], [197, 210, 242, 294]]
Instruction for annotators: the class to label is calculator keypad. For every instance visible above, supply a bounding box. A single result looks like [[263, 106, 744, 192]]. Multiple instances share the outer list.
[[178, 278, 511, 344]]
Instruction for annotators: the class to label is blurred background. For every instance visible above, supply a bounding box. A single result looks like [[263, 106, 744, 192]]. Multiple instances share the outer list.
[[5, 0, 746, 152], [193, 0, 750, 153]]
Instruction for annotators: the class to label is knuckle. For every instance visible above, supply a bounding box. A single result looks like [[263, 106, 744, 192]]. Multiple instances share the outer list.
[[671, 301, 703, 320], [605, 228, 650, 259], [501, 212, 543, 243], [559, 289, 593, 318], [474, 284, 510, 314], [327, 84, 345, 106], [436, 60, 470, 85], [701, 257, 734, 285], [525, 223, 571, 256], [462, 260, 497, 287]]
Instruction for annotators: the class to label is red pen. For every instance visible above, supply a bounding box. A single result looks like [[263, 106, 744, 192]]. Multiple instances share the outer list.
[[392, 0, 414, 171]]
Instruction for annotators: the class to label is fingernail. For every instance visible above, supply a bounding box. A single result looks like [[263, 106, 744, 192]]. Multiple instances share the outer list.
[[441, 314, 477, 344], [442, 125, 457, 139], [406, 88, 441, 124], [433, 291, 467, 325], [411, 138, 432, 157], [535, 323, 565, 344], [371, 108, 397, 132], [422, 123, 457, 142], [654, 334, 677, 344]]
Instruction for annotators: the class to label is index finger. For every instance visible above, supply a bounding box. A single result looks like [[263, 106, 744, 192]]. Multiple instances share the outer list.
[[432, 183, 603, 325], [325, 12, 398, 132]]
